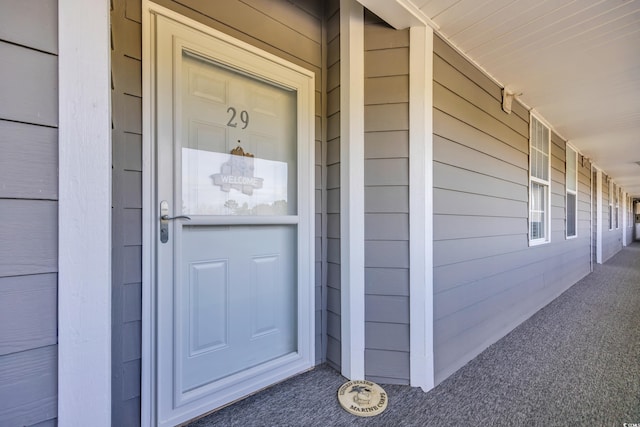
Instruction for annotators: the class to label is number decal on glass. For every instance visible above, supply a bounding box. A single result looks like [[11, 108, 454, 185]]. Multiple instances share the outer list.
[[240, 110, 249, 129], [226, 107, 249, 129], [226, 107, 237, 128]]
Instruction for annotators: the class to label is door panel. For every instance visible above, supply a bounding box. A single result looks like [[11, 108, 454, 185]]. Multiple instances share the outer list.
[[189, 259, 228, 355], [178, 225, 297, 392]]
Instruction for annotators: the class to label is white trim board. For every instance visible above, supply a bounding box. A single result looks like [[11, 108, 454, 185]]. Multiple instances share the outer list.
[[141, 3, 156, 425], [58, 0, 112, 425], [595, 167, 603, 264], [340, 0, 366, 380], [622, 190, 628, 245], [409, 24, 435, 392]]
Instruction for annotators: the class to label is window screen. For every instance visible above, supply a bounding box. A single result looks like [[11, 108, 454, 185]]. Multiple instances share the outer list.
[[566, 146, 577, 237], [529, 116, 551, 244]]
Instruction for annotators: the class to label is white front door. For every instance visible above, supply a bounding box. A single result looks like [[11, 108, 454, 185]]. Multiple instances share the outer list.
[[148, 10, 315, 427]]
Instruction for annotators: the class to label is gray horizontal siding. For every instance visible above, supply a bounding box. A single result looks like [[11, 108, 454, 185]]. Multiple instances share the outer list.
[[365, 349, 409, 385], [0, 5, 58, 426], [0, 1, 60, 419], [0, 41, 58, 127], [110, 2, 144, 423], [325, 0, 341, 372], [0, 6, 59, 426], [0, 121, 58, 200], [432, 34, 591, 384], [433, 36, 530, 123], [0, 345, 57, 426], [161, 0, 322, 86], [363, 11, 410, 385], [0, 274, 57, 356], [0, 200, 57, 277], [0, 0, 58, 54]]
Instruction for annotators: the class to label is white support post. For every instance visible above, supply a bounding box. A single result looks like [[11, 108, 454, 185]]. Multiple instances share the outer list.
[[340, 0, 365, 380], [58, 0, 112, 426], [409, 25, 435, 392], [622, 191, 628, 246], [596, 168, 603, 264]]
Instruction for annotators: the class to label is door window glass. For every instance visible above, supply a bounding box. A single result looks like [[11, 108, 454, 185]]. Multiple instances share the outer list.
[[180, 52, 297, 216]]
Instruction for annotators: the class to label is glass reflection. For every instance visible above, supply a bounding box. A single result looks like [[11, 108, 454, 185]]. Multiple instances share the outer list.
[[182, 148, 289, 215]]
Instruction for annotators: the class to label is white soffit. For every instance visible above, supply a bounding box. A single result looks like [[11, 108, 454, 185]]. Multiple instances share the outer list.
[[409, 0, 640, 196], [357, 0, 439, 29]]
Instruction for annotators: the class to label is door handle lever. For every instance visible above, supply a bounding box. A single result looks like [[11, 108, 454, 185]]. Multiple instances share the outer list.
[[159, 200, 190, 243], [160, 215, 191, 221]]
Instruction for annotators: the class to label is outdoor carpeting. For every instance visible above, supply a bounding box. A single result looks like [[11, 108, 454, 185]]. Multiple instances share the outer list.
[[187, 244, 640, 426]]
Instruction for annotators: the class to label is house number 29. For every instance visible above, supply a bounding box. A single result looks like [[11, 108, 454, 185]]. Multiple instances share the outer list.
[[226, 107, 249, 129]]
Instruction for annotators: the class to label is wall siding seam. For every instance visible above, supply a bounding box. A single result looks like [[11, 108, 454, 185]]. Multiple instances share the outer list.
[[0, 38, 58, 57], [435, 263, 576, 323], [239, 1, 322, 43], [432, 213, 527, 219], [433, 105, 527, 150], [434, 160, 528, 186], [0, 117, 58, 130], [434, 76, 527, 137], [433, 52, 500, 104], [433, 247, 581, 292], [433, 145, 527, 178], [432, 38, 529, 122], [434, 188, 528, 205], [433, 108, 528, 155]]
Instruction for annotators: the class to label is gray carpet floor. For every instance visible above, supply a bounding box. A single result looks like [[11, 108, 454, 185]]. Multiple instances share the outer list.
[[187, 244, 640, 426]]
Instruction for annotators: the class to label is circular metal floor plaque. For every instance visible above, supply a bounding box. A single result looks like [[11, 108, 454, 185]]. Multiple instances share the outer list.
[[337, 380, 388, 417]]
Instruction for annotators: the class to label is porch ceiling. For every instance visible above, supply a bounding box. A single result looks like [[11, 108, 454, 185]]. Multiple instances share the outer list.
[[374, 0, 640, 196]]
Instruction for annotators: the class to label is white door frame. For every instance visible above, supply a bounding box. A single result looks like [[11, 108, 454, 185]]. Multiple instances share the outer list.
[[141, 3, 315, 425]]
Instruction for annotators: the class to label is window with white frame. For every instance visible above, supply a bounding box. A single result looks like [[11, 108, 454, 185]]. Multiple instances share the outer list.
[[566, 145, 577, 238], [615, 187, 620, 229], [608, 179, 613, 230], [530, 115, 551, 244]]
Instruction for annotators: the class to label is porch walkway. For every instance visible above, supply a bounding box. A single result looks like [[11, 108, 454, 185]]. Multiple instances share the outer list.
[[187, 243, 640, 426]]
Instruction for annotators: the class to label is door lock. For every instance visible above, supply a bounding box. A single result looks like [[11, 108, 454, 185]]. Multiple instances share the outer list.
[[160, 200, 191, 243]]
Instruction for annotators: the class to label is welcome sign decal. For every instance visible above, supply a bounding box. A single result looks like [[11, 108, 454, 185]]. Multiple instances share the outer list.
[[211, 145, 264, 196]]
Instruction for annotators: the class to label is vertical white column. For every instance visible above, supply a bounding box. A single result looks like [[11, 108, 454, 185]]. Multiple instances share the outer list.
[[636, 200, 640, 242], [58, 0, 112, 426], [409, 25, 435, 391], [340, 0, 365, 380], [622, 191, 628, 246], [596, 168, 603, 264]]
